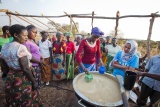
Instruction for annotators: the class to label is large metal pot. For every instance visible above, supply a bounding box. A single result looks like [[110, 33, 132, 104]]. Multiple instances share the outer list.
[[73, 71, 129, 107]]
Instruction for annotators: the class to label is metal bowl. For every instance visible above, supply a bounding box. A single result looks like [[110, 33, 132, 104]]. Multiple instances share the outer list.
[[73, 71, 129, 107]]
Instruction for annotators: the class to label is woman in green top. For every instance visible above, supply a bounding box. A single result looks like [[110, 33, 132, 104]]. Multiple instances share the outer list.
[[0, 26, 14, 79], [0, 26, 14, 51]]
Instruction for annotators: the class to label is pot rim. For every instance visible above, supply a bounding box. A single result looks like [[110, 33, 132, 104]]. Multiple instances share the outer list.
[[73, 71, 129, 106]]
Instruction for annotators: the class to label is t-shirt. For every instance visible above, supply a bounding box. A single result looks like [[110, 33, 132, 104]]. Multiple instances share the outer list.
[[112, 51, 139, 78], [66, 41, 75, 54], [0, 37, 14, 51], [52, 41, 66, 54], [142, 55, 160, 92], [38, 40, 52, 58], [23, 40, 40, 67], [76, 39, 101, 64], [1, 42, 32, 70], [105, 44, 122, 57]]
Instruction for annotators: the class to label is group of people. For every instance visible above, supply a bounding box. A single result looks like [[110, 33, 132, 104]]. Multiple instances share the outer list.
[[0, 24, 160, 107]]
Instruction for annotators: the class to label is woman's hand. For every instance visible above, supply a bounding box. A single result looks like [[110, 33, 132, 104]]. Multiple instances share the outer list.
[[32, 82, 38, 91], [39, 59, 43, 66], [70, 60, 73, 65], [62, 60, 65, 67], [83, 67, 89, 74], [136, 71, 145, 76], [136, 71, 145, 86]]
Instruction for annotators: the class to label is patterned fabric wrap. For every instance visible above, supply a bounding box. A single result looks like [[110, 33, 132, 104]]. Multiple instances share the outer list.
[[52, 54, 66, 80], [66, 54, 74, 79], [5, 70, 43, 107], [106, 55, 114, 74], [101, 52, 107, 66], [78, 63, 96, 73], [32, 66, 41, 87], [41, 58, 52, 82]]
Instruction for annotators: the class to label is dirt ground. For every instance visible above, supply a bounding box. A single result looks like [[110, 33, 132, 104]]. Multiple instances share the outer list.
[[0, 75, 138, 107]]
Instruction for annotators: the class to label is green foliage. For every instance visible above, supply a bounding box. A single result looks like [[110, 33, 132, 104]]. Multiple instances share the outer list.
[[47, 21, 78, 38]]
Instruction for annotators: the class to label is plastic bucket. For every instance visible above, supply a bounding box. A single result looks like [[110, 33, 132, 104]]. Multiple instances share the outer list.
[[99, 66, 106, 74], [124, 71, 137, 90]]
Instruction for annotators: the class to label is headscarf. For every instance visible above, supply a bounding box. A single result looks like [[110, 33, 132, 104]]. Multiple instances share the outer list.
[[91, 27, 104, 36], [56, 31, 63, 37], [64, 32, 73, 37], [121, 40, 138, 62], [76, 34, 82, 39]]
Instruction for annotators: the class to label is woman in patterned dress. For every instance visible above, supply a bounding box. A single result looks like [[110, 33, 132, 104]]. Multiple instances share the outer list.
[[1, 24, 43, 107], [52, 31, 66, 80], [38, 31, 52, 85]]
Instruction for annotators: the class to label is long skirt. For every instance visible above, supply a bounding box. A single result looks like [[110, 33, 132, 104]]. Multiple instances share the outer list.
[[52, 54, 66, 80], [101, 52, 107, 66], [66, 54, 74, 79], [78, 63, 96, 73], [32, 66, 41, 87], [5, 69, 43, 107], [106, 55, 114, 74], [41, 57, 52, 82]]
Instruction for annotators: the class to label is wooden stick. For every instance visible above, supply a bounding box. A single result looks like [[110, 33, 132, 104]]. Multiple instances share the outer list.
[[64, 12, 79, 33], [147, 13, 156, 61], [7, 14, 12, 26], [0, 9, 9, 12], [43, 15, 66, 33], [114, 11, 120, 37], [70, 15, 72, 32], [26, 14, 51, 29], [6, 11, 160, 19], [14, 14, 43, 31], [12, 16, 24, 25], [15, 11, 46, 30], [91, 11, 94, 29]]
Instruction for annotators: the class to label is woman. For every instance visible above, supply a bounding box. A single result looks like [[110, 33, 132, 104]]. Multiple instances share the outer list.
[[105, 38, 122, 73], [111, 40, 139, 78], [38, 31, 52, 85], [0, 26, 13, 79], [75, 34, 82, 52], [74, 35, 82, 74], [1, 24, 43, 106], [76, 27, 104, 73], [65, 32, 75, 79], [52, 31, 66, 80], [23, 25, 42, 87]]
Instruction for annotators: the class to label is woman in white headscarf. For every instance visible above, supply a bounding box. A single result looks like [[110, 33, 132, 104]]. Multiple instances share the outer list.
[[111, 40, 139, 78], [75, 34, 83, 52]]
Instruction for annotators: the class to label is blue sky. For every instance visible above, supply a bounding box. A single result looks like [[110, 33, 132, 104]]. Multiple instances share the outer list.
[[1, 0, 160, 41]]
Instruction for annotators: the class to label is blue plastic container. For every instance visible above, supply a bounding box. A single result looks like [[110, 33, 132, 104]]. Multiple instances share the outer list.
[[99, 66, 106, 74]]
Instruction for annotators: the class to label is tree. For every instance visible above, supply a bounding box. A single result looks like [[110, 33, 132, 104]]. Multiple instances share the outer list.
[[48, 21, 79, 37], [107, 29, 124, 38], [0, 27, 2, 35]]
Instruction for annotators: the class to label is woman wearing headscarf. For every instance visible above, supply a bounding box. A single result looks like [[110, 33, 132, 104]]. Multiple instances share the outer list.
[[52, 31, 66, 80], [38, 31, 52, 85], [65, 32, 76, 79], [111, 40, 139, 78], [74, 34, 83, 74], [1, 24, 43, 107], [75, 34, 83, 52], [23, 25, 42, 87], [76, 27, 104, 73]]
